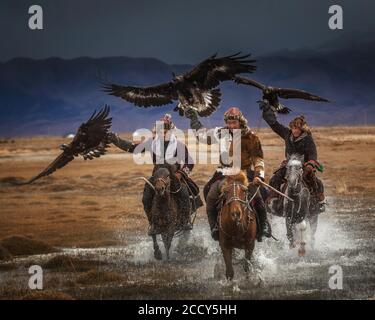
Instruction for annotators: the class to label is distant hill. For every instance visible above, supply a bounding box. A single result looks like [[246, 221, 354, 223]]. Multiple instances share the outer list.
[[0, 42, 374, 136]]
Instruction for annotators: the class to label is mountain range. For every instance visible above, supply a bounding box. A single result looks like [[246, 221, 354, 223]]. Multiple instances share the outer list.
[[0, 41, 374, 136]]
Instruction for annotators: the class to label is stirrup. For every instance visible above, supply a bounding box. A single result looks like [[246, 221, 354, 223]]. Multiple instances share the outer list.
[[211, 225, 219, 241], [148, 224, 157, 236]]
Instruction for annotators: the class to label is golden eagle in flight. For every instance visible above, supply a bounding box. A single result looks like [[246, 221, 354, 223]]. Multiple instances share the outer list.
[[103, 53, 256, 117], [235, 76, 329, 114], [18, 106, 112, 185]]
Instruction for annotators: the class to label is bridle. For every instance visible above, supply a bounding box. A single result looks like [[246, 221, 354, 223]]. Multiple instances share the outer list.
[[285, 164, 309, 216], [219, 181, 258, 239], [222, 182, 251, 208], [154, 175, 182, 194]]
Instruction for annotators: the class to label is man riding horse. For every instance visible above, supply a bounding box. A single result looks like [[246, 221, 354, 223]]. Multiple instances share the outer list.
[[260, 100, 325, 212], [185, 106, 272, 242], [107, 114, 202, 235]]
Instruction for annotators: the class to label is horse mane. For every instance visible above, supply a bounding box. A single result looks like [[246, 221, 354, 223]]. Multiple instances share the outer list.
[[221, 171, 248, 192], [153, 163, 177, 175], [288, 153, 304, 165]]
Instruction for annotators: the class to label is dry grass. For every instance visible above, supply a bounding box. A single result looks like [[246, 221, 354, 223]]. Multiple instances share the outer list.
[[0, 127, 374, 248], [21, 290, 75, 300], [76, 269, 124, 285], [42, 255, 105, 272], [0, 236, 58, 256]]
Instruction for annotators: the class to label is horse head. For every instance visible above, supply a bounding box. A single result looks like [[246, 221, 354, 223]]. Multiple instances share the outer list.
[[153, 166, 171, 197], [220, 172, 250, 230], [285, 154, 304, 191]]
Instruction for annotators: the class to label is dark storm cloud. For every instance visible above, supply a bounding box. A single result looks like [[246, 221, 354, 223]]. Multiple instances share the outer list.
[[0, 0, 374, 63]]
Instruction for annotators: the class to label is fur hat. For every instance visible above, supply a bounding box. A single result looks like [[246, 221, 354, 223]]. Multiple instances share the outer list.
[[161, 113, 175, 130], [152, 113, 176, 134], [289, 115, 310, 134], [224, 107, 248, 128]]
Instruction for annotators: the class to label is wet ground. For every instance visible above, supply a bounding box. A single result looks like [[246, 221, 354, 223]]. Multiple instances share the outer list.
[[0, 195, 374, 300]]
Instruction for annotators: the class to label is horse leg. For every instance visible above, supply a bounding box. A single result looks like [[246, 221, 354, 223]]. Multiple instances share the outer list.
[[177, 229, 191, 251], [152, 235, 162, 260], [221, 246, 234, 280], [286, 217, 295, 248], [308, 213, 319, 250], [244, 242, 255, 278], [296, 220, 307, 257], [162, 232, 173, 261]]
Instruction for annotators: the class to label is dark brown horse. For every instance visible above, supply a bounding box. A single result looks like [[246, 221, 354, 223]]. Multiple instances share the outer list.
[[148, 164, 180, 260], [218, 172, 257, 280]]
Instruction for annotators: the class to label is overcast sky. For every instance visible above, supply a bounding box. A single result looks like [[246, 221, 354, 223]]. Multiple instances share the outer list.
[[1, 0, 374, 64]]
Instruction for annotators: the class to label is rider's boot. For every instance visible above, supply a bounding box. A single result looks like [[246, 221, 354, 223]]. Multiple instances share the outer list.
[[254, 199, 272, 241], [316, 192, 326, 213], [176, 185, 193, 231], [253, 198, 272, 242], [207, 208, 219, 241]]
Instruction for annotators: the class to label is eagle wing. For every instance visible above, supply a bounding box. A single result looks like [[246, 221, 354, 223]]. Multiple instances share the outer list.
[[19, 152, 75, 185], [234, 76, 266, 91], [196, 89, 222, 117], [184, 53, 257, 89], [102, 82, 177, 107], [276, 88, 329, 102], [19, 106, 112, 185], [72, 105, 112, 154]]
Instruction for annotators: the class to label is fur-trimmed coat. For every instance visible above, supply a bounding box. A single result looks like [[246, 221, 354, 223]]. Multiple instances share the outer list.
[[262, 107, 317, 163], [199, 127, 265, 179], [232, 128, 264, 177]]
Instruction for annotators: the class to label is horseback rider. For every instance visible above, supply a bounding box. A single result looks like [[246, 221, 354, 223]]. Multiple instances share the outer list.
[[185, 106, 272, 242], [260, 100, 325, 212], [107, 114, 202, 235]]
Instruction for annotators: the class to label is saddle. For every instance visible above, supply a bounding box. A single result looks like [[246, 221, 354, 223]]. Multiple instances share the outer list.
[[177, 170, 204, 211], [269, 182, 288, 217]]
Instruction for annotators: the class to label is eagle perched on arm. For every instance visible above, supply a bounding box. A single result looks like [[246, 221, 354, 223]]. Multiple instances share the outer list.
[[235, 76, 329, 114], [18, 106, 112, 185], [103, 53, 256, 117]]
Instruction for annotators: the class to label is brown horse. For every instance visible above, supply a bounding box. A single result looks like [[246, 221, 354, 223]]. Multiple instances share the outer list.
[[218, 172, 257, 280], [149, 164, 183, 260]]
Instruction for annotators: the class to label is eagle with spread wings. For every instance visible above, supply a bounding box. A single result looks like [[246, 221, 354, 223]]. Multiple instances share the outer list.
[[17, 106, 112, 185], [103, 53, 256, 117], [235, 76, 329, 114]]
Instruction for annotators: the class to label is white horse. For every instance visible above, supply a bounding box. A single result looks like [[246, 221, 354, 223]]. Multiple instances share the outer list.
[[283, 154, 311, 255]]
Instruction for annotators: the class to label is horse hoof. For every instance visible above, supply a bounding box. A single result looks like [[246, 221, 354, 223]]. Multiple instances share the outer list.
[[226, 273, 234, 281], [154, 250, 162, 260], [298, 245, 306, 257]]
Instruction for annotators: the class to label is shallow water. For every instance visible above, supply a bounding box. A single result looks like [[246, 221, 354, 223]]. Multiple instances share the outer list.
[[0, 195, 374, 299]]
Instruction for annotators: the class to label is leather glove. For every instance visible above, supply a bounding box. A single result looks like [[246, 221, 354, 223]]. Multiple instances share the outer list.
[[253, 176, 262, 186], [184, 107, 199, 119], [258, 99, 271, 111], [107, 132, 118, 143]]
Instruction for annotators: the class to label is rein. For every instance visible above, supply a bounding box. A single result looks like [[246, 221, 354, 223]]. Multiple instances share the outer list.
[[154, 176, 182, 194], [219, 182, 259, 239], [285, 169, 308, 216]]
